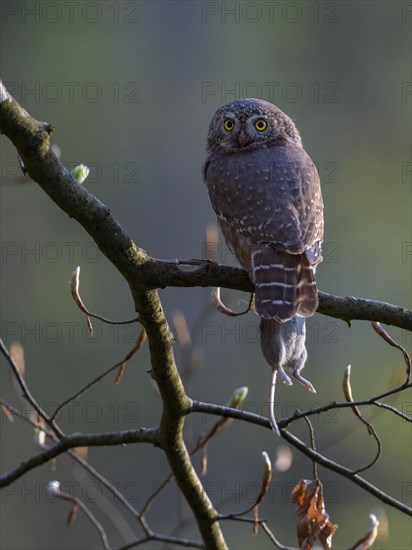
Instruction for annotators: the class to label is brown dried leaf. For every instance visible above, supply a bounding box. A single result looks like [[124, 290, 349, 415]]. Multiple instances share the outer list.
[[10, 342, 25, 378], [114, 328, 147, 385], [199, 387, 248, 476], [0, 403, 14, 422], [186, 349, 204, 380], [10, 342, 25, 397], [291, 479, 338, 549], [205, 223, 219, 260], [172, 310, 192, 350], [73, 446, 89, 462], [67, 500, 78, 526], [200, 445, 208, 476]]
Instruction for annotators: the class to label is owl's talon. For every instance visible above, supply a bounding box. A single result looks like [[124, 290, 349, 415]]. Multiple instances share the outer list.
[[212, 287, 254, 317], [204, 99, 324, 434]]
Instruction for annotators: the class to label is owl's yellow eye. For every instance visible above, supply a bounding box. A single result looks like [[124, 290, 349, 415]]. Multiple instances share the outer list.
[[255, 119, 267, 131], [223, 119, 235, 131]]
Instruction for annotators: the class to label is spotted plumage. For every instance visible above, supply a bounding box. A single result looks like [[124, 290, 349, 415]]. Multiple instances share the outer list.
[[204, 99, 323, 321], [204, 98, 324, 435]]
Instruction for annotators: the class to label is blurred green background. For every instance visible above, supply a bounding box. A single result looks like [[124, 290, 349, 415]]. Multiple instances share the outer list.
[[1, 1, 411, 549]]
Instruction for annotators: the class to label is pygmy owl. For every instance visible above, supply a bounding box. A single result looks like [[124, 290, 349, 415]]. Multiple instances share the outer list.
[[204, 98, 324, 434]]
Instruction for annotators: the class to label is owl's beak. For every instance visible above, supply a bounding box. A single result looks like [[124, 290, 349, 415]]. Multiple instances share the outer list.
[[238, 131, 248, 148]]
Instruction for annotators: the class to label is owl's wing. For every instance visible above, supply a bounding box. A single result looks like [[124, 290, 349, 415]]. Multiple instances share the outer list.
[[205, 146, 323, 321], [205, 146, 323, 263]]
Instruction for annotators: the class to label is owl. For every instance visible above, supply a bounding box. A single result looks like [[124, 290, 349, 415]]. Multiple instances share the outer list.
[[204, 98, 324, 434]]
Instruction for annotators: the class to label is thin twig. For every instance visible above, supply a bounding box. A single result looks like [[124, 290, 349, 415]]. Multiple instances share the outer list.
[[0, 338, 63, 437], [372, 322, 411, 382], [303, 416, 318, 483], [281, 428, 412, 516], [0, 398, 152, 537], [0, 429, 158, 488], [2, 77, 412, 549], [281, 383, 412, 426], [216, 516, 299, 549], [189, 400, 412, 515], [50, 329, 146, 422], [260, 521, 299, 550], [342, 365, 382, 475], [0, 83, 229, 547], [115, 533, 205, 549], [66, 448, 152, 537], [371, 401, 411, 421], [141, 387, 248, 517], [49, 483, 111, 550], [49, 362, 122, 422], [70, 266, 138, 330]]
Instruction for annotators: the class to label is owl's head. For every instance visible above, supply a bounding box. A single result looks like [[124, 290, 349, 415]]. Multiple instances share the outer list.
[[206, 98, 302, 153]]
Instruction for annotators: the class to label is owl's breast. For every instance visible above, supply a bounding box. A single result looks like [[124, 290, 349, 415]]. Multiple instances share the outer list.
[[204, 145, 323, 253], [205, 148, 274, 223]]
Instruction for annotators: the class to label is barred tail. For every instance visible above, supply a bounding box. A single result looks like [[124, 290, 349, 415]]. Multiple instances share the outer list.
[[251, 244, 318, 322]]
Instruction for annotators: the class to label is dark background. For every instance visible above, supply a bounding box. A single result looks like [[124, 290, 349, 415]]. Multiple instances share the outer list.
[[1, 1, 411, 548]]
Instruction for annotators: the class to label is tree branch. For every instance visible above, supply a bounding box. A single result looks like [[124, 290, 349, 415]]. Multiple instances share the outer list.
[[115, 533, 204, 549], [0, 338, 63, 437], [0, 81, 411, 332], [1, 79, 411, 548], [0, 80, 228, 549], [135, 261, 412, 331], [280, 428, 412, 516], [189, 400, 412, 516], [0, 429, 158, 488]]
